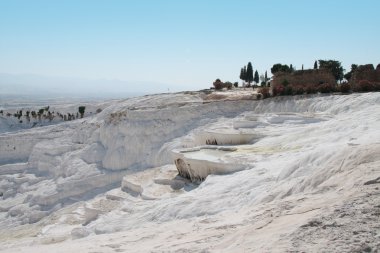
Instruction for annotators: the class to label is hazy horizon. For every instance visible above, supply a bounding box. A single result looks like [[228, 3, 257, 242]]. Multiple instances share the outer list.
[[1, 0, 380, 96], [0, 72, 180, 98]]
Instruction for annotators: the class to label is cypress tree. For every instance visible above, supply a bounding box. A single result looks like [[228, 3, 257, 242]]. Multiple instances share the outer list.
[[243, 66, 247, 83], [239, 68, 244, 81], [246, 62, 254, 85], [254, 70, 259, 84], [314, 60, 318, 69]]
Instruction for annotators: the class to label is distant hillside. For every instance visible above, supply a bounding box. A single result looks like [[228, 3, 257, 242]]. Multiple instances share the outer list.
[[0, 73, 179, 98]]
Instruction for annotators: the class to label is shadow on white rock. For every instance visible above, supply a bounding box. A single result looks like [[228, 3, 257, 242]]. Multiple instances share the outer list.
[[121, 165, 195, 199], [172, 146, 247, 182]]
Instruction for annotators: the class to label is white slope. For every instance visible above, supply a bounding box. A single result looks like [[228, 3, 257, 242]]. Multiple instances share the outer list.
[[0, 99, 115, 134], [0, 92, 379, 252]]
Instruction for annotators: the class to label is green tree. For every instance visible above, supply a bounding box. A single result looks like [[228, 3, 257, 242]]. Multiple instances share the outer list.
[[271, 64, 291, 74], [314, 60, 318, 69], [318, 60, 344, 82], [254, 70, 259, 84], [344, 64, 358, 81], [290, 64, 294, 72], [246, 62, 254, 85], [213, 79, 223, 90], [271, 64, 281, 74], [240, 66, 247, 84], [78, 106, 86, 118], [239, 67, 246, 82]]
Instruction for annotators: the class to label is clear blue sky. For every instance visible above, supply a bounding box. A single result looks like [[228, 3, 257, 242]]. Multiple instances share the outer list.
[[1, 0, 379, 92]]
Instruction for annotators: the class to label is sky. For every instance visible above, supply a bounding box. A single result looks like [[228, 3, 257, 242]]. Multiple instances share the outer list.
[[0, 0, 380, 94]]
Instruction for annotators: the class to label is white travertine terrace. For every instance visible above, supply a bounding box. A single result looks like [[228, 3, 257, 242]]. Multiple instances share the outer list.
[[0, 92, 379, 252], [172, 146, 245, 182]]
